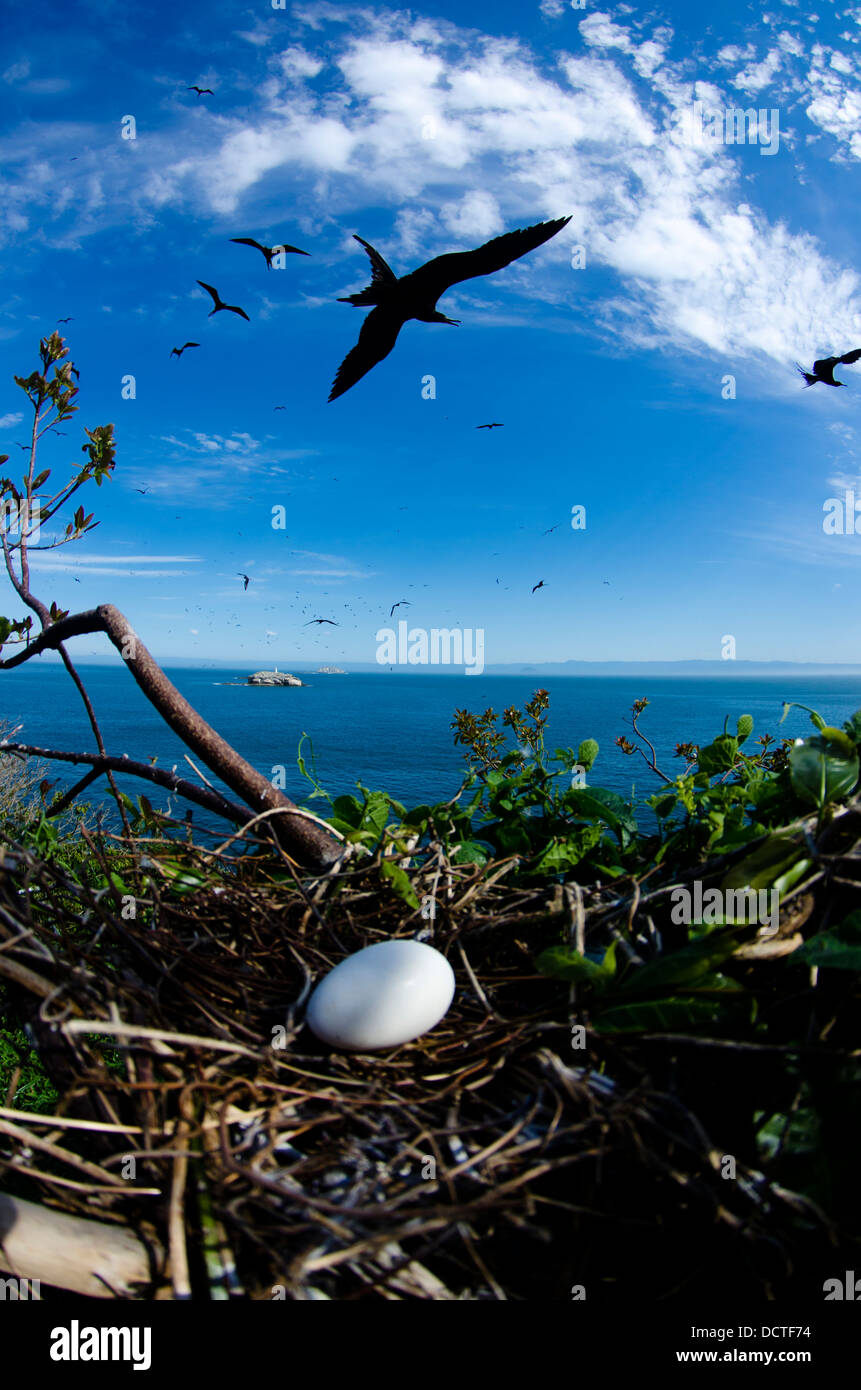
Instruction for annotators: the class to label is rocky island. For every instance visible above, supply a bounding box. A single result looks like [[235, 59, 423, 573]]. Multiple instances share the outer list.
[[316, 666, 346, 674], [246, 669, 304, 687]]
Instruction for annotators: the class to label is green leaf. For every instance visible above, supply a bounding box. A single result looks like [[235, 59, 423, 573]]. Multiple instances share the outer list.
[[536, 943, 617, 991], [451, 840, 489, 865], [577, 738, 599, 771], [331, 794, 363, 828], [789, 734, 859, 809], [380, 859, 420, 910], [721, 832, 808, 892], [697, 735, 738, 776], [360, 790, 391, 839], [736, 714, 754, 741], [792, 909, 861, 970], [594, 996, 726, 1033], [616, 928, 748, 996], [565, 786, 636, 846]]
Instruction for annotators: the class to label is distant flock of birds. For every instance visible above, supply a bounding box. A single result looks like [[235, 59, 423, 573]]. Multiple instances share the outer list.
[[55, 99, 861, 626], [163, 216, 573, 402]]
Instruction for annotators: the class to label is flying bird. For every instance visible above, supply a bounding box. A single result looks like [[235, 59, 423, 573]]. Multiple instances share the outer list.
[[134, 488, 149, 495], [273, 405, 287, 411], [328, 216, 572, 401], [797, 350, 861, 387], [230, 237, 310, 268], [57, 317, 73, 324], [476, 422, 504, 430], [238, 573, 250, 590], [170, 342, 200, 358], [196, 281, 250, 321], [187, 85, 213, 96], [305, 618, 338, 626], [543, 523, 561, 534], [389, 600, 411, 616], [532, 580, 546, 593]]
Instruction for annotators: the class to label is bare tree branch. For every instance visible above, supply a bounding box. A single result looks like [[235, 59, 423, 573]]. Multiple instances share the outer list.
[[0, 740, 251, 827], [0, 607, 343, 868]]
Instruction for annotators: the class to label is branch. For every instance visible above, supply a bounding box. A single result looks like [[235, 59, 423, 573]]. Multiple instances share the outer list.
[[0, 606, 343, 869], [0, 740, 266, 831]]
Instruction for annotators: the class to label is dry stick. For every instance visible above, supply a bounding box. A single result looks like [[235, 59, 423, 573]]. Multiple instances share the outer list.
[[0, 1190, 158, 1298], [0, 741, 254, 831], [0, 605, 342, 870], [56, 642, 134, 844]]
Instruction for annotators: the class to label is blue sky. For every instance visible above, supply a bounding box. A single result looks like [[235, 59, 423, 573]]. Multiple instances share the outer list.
[[2, 0, 861, 668]]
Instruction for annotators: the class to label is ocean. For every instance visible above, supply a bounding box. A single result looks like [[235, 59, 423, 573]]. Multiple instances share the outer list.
[[2, 665, 860, 835]]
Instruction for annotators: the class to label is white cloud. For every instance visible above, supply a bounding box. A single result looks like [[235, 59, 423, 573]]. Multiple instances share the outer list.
[[0, 412, 23, 427], [2, 4, 859, 379]]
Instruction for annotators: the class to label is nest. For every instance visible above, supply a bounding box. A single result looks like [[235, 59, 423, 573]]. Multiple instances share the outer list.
[[0, 811, 859, 1302]]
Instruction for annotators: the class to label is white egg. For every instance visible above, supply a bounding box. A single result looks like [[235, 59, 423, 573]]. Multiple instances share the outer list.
[[305, 940, 456, 1051]]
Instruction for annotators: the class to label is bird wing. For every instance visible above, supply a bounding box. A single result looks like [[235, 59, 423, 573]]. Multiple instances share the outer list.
[[184, 342, 199, 350], [354, 236, 398, 286], [231, 238, 264, 252], [328, 307, 405, 401], [273, 242, 310, 256], [838, 349, 861, 365], [197, 280, 220, 307], [226, 304, 250, 321], [411, 217, 572, 299]]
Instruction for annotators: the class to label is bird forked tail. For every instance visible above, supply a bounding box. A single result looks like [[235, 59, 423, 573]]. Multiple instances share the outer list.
[[796, 364, 817, 387]]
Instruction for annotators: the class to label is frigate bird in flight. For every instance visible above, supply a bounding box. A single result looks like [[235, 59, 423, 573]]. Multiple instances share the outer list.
[[476, 422, 504, 430], [188, 85, 213, 96], [305, 617, 338, 626], [797, 350, 861, 387], [543, 523, 561, 534], [328, 216, 571, 401], [532, 580, 546, 593], [196, 281, 250, 320], [238, 573, 250, 590], [170, 342, 199, 358], [389, 600, 411, 616], [230, 237, 310, 267], [273, 405, 287, 411], [134, 488, 149, 495], [57, 317, 73, 324]]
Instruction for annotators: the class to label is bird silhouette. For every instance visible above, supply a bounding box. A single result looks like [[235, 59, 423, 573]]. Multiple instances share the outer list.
[[328, 216, 571, 401], [134, 488, 149, 495], [532, 580, 546, 593], [476, 422, 504, 430], [238, 573, 250, 589], [273, 405, 287, 411], [389, 600, 411, 616], [305, 617, 338, 626], [797, 350, 861, 387], [543, 523, 561, 534], [187, 85, 213, 96], [170, 342, 200, 358], [57, 317, 73, 324], [196, 281, 250, 320], [230, 237, 309, 267]]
